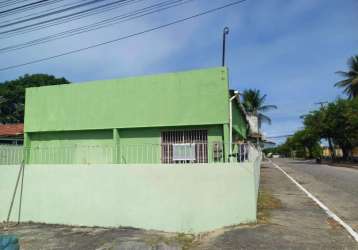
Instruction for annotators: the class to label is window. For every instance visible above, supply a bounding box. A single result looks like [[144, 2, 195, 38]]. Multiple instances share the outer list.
[[161, 130, 208, 163], [172, 143, 196, 161]]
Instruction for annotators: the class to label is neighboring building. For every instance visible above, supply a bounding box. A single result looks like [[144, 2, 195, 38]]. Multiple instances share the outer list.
[[0, 124, 24, 145], [322, 146, 358, 159], [24, 67, 249, 164]]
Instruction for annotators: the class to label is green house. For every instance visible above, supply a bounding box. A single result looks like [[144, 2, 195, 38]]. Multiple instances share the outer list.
[[24, 67, 248, 164]]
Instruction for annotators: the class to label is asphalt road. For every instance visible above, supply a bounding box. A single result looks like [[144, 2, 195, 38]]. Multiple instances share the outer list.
[[272, 158, 358, 233]]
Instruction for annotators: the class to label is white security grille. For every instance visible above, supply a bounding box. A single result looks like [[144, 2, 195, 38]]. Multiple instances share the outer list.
[[161, 130, 208, 163]]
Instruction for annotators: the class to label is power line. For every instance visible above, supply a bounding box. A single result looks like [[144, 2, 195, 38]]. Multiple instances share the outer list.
[[0, 0, 248, 72], [0, 0, 91, 25], [0, 0, 191, 53], [0, 0, 65, 18], [0, 0, 49, 15], [0, 0, 139, 38], [265, 134, 294, 139], [0, 1, 31, 9], [0, 0, 106, 28], [0, 0, 132, 34]]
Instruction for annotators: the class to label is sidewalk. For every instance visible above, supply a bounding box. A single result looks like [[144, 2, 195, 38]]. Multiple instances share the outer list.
[[323, 160, 358, 170], [200, 160, 358, 249]]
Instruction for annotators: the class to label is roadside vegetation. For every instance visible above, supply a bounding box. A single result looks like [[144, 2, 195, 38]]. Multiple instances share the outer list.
[[0, 74, 70, 123], [265, 55, 358, 161], [257, 190, 282, 224]]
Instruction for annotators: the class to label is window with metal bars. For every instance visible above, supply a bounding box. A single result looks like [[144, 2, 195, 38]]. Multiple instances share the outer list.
[[161, 130, 208, 163]]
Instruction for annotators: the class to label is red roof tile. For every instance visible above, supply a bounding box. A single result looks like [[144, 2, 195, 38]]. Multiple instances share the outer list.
[[0, 124, 24, 137]]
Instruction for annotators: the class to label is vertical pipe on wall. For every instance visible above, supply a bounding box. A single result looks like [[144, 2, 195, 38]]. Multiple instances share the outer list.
[[229, 91, 238, 162], [223, 124, 230, 162], [23, 133, 31, 164], [113, 129, 120, 164]]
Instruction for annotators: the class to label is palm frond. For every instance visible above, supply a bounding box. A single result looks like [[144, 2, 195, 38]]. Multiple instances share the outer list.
[[258, 113, 272, 125], [335, 78, 354, 87], [259, 94, 267, 105], [242, 88, 276, 125], [258, 104, 277, 112], [335, 71, 351, 78], [335, 55, 358, 99]]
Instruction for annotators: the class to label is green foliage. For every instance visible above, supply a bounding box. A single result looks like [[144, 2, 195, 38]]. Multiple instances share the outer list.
[[276, 98, 358, 160], [324, 99, 358, 158], [0, 74, 70, 123], [242, 89, 277, 127], [335, 55, 358, 99]]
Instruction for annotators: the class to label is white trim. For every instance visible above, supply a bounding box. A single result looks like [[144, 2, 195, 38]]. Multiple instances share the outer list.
[[269, 160, 358, 242], [229, 93, 238, 162]]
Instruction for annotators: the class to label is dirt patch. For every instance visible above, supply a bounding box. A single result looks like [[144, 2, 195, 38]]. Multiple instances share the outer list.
[[257, 190, 283, 224], [326, 217, 342, 230], [145, 232, 200, 250]]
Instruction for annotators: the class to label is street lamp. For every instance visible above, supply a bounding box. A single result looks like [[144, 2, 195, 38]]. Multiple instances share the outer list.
[[222, 27, 229, 67]]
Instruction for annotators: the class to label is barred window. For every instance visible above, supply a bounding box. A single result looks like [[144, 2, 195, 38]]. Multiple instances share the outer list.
[[161, 130, 208, 163]]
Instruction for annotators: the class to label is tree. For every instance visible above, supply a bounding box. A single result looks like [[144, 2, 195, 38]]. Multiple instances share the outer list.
[[335, 55, 358, 99], [303, 98, 358, 160], [291, 129, 321, 158], [242, 89, 277, 129], [324, 99, 358, 159], [0, 74, 70, 123], [303, 108, 336, 159]]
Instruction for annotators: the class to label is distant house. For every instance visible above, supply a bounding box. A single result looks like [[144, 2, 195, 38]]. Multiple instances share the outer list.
[[322, 146, 358, 160], [0, 124, 23, 145], [24, 67, 249, 164]]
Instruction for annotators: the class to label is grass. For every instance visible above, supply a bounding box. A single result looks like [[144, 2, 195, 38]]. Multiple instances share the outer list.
[[257, 189, 282, 224]]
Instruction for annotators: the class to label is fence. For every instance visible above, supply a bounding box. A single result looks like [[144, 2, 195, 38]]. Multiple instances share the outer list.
[[0, 142, 258, 165], [0, 145, 23, 165], [1, 143, 262, 232]]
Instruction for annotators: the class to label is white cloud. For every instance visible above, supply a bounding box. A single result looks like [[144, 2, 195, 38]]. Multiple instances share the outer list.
[[0, 0, 357, 142]]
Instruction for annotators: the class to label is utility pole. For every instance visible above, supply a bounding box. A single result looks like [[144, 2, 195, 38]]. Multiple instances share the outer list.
[[222, 27, 229, 67]]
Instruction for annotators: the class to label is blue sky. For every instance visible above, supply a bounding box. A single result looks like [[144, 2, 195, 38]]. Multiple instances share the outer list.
[[0, 0, 357, 143]]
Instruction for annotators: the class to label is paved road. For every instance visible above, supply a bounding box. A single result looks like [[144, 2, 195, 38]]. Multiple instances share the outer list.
[[206, 160, 358, 249], [272, 158, 358, 232]]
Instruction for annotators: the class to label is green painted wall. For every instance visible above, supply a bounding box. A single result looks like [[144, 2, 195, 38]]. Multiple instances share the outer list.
[[24, 67, 229, 132], [0, 162, 260, 233], [25, 125, 224, 164], [23, 67, 249, 164], [232, 102, 248, 139], [28, 130, 114, 164]]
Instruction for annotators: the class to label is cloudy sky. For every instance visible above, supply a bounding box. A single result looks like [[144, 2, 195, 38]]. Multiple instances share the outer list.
[[0, 0, 357, 143]]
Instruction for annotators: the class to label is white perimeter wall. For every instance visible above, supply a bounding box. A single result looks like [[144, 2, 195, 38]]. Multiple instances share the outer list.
[[0, 162, 261, 233]]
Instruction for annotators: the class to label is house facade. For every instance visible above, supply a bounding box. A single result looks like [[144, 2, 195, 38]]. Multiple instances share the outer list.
[[0, 123, 23, 145], [24, 67, 248, 164]]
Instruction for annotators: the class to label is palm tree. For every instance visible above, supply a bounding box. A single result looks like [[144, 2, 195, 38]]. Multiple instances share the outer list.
[[242, 89, 277, 129], [335, 55, 358, 99]]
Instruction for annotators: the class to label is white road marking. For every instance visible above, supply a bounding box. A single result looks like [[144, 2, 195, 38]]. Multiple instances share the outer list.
[[269, 159, 358, 242]]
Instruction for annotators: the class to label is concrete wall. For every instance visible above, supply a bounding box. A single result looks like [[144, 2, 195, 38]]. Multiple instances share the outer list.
[[0, 162, 260, 233]]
